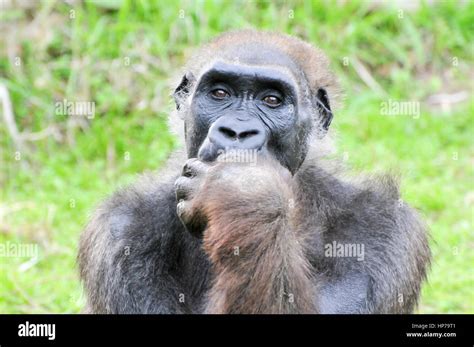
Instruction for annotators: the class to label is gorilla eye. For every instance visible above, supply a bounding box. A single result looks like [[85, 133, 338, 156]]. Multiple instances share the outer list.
[[211, 89, 230, 100], [263, 95, 282, 107]]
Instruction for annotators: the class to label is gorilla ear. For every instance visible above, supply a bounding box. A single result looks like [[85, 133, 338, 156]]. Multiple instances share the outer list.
[[313, 88, 333, 132], [173, 72, 196, 110]]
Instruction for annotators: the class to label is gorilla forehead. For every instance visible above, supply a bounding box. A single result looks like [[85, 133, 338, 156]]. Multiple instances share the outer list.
[[216, 42, 301, 76]]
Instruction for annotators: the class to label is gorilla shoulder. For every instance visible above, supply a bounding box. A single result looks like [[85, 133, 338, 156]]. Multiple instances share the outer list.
[[106, 174, 178, 238], [78, 172, 181, 276]]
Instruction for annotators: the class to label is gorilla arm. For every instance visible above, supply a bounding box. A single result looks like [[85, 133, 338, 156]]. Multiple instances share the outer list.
[[175, 157, 316, 314]]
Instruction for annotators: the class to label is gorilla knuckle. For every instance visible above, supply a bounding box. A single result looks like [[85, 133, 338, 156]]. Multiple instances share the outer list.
[[183, 158, 209, 176], [176, 199, 189, 219], [174, 176, 193, 201]]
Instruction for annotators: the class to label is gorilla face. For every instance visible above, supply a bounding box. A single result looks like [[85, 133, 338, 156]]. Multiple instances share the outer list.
[[193, 61, 309, 172], [174, 52, 333, 174]]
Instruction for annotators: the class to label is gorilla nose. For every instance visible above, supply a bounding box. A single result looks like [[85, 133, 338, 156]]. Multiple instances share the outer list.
[[218, 127, 260, 141], [209, 117, 266, 150]]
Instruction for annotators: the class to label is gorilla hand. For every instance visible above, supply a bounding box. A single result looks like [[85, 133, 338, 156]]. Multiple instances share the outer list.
[[175, 158, 212, 236], [175, 154, 291, 237]]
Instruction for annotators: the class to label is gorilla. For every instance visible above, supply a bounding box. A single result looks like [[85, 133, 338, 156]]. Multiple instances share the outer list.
[[78, 30, 430, 314]]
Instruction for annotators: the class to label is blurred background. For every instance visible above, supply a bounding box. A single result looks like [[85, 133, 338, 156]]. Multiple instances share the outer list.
[[0, 0, 472, 313]]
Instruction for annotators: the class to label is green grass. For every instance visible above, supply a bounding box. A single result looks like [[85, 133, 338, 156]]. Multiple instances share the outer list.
[[0, 0, 472, 313]]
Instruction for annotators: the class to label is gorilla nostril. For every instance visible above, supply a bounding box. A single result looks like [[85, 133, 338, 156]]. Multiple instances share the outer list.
[[238, 130, 259, 140], [218, 126, 237, 139]]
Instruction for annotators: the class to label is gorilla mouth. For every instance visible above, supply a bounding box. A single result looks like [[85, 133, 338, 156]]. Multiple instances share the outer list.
[[196, 138, 299, 175], [198, 139, 265, 165]]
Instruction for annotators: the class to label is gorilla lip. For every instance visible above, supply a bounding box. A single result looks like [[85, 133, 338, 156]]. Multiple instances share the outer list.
[[198, 141, 264, 165]]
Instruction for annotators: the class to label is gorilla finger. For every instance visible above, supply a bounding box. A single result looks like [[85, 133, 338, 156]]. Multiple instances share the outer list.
[[175, 176, 194, 201], [182, 158, 209, 177], [176, 199, 192, 221]]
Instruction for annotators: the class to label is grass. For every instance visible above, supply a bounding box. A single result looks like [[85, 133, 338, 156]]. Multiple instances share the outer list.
[[0, 0, 472, 313]]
